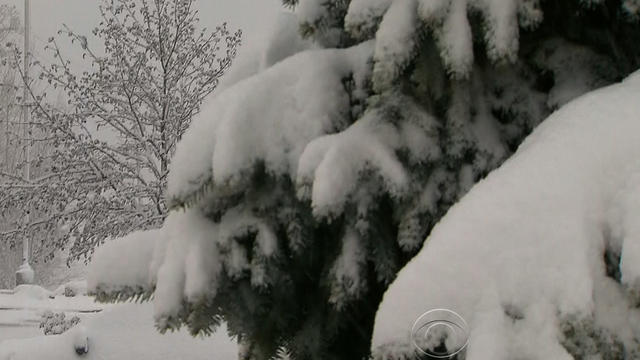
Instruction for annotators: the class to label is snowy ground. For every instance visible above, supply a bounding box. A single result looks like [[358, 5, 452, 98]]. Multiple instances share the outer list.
[[0, 286, 238, 360], [0, 285, 103, 342]]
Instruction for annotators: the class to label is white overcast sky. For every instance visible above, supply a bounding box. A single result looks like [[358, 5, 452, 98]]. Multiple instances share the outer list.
[[2, 0, 283, 60]]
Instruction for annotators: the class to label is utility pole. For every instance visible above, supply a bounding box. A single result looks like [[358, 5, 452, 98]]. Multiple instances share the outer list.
[[16, 0, 33, 286]]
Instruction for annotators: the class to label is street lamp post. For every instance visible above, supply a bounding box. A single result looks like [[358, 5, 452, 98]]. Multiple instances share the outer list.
[[15, 0, 33, 287]]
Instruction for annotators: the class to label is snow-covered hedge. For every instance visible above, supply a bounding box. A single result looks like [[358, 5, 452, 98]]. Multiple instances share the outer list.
[[39, 311, 80, 335]]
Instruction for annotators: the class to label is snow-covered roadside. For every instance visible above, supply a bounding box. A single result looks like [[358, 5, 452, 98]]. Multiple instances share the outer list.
[[0, 284, 103, 341], [0, 302, 238, 360], [0, 284, 238, 359], [0, 284, 101, 313], [372, 71, 640, 358]]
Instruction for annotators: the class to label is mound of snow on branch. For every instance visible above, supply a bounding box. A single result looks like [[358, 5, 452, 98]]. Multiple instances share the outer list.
[[372, 71, 640, 359], [216, 12, 315, 93], [167, 41, 373, 204], [87, 229, 160, 298]]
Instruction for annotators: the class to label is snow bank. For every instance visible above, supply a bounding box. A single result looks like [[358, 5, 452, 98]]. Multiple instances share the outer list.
[[372, 71, 640, 358], [0, 286, 105, 344], [11, 285, 52, 301], [0, 303, 238, 360], [0, 285, 101, 313]]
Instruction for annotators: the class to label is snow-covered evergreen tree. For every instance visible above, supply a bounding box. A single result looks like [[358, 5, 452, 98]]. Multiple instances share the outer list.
[[90, 1, 640, 359]]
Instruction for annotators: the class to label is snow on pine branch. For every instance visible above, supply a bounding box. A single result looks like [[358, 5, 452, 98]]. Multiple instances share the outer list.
[[87, 229, 159, 301], [344, 0, 392, 40], [372, 70, 640, 360], [342, 0, 640, 88], [166, 41, 374, 207], [348, 0, 540, 82], [296, 94, 440, 219]]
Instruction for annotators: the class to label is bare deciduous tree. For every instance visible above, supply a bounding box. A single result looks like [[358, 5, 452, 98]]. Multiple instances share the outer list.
[[1, 0, 241, 262]]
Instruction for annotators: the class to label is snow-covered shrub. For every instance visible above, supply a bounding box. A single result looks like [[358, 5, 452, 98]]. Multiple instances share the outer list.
[[52, 280, 88, 298], [372, 72, 640, 360], [91, 1, 640, 359], [40, 310, 81, 335]]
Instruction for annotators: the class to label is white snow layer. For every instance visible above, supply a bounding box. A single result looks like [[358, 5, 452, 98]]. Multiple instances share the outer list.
[[88, 207, 275, 325], [154, 208, 221, 322], [216, 12, 315, 94], [86, 209, 220, 322], [296, 0, 329, 25], [0, 303, 237, 360], [372, 0, 419, 91], [87, 229, 160, 294], [359, 0, 636, 85], [345, 0, 392, 39], [167, 41, 373, 202], [0, 285, 102, 313], [372, 71, 640, 359], [297, 104, 440, 218], [352, 0, 544, 81]]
